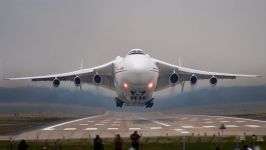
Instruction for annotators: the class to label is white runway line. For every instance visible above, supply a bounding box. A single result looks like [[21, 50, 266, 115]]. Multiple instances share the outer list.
[[87, 121, 95, 123], [107, 128, 118, 130], [173, 129, 183, 131], [129, 128, 141, 130], [111, 124, 120, 126], [188, 114, 266, 123], [203, 122, 214, 124], [225, 125, 239, 128], [245, 125, 261, 128], [182, 125, 194, 129], [95, 124, 104, 126], [136, 117, 171, 127], [64, 128, 76, 131], [43, 128, 55, 131], [150, 127, 162, 130], [42, 112, 108, 131], [79, 124, 88, 126], [203, 118, 211, 121], [202, 126, 216, 128], [181, 131, 190, 134], [85, 128, 98, 131], [152, 120, 171, 127], [235, 120, 246, 123], [220, 120, 230, 123]]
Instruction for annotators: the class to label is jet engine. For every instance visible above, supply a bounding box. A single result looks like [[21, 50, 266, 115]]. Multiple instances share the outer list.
[[190, 74, 197, 85], [53, 78, 60, 87], [74, 76, 81, 86], [169, 73, 180, 85], [93, 74, 102, 84], [210, 76, 218, 85]]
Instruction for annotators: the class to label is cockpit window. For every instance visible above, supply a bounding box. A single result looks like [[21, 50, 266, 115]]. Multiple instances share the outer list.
[[128, 49, 144, 55]]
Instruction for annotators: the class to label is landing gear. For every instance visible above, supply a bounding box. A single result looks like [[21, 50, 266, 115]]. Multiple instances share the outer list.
[[145, 98, 154, 108], [145, 102, 154, 108], [115, 97, 124, 108]]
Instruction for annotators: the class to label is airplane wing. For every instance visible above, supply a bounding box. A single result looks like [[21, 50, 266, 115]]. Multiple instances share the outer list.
[[153, 58, 260, 91], [5, 60, 116, 90]]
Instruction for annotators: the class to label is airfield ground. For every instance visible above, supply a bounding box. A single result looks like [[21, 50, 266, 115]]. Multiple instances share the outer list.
[[0, 111, 265, 149], [0, 136, 265, 150], [3, 111, 265, 140]]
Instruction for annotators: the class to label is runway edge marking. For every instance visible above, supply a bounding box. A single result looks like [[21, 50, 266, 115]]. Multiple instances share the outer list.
[[42, 112, 109, 131], [175, 114, 266, 123]]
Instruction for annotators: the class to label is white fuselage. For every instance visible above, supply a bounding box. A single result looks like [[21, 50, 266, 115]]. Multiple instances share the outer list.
[[114, 54, 159, 106]]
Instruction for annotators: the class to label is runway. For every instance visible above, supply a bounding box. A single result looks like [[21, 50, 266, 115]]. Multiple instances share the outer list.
[[14, 111, 266, 140]]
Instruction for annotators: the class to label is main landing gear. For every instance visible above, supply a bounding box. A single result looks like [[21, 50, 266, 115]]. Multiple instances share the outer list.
[[145, 98, 154, 108], [115, 97, 124, 108]]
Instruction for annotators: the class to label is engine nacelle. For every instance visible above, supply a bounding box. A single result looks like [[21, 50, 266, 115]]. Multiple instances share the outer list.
[[190, 74, 197, 85], [210, 76, 218, 85], [74, 76, 81, 86], [53, 78, 60, 87], [169, 73, 180, 85], [93, 74, 102, 84]]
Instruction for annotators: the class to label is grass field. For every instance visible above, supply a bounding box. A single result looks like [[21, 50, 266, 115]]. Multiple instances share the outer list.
[[0, 114, 68, 135], [0, 136, 265, 150]]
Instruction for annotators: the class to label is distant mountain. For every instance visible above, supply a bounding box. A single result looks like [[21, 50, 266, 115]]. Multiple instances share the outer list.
[[0, 85, 265, 115]]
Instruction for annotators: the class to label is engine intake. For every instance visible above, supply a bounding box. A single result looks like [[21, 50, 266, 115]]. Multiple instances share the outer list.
[[169, 73, 180, 85], [190, 74, 197, 85], [210, 76, 218, 85], [74, 76, 81, 86], [53, 78, 60, 87], [93, 74, 102, 84]]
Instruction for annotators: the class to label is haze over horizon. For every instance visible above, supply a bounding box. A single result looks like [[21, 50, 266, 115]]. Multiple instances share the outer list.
[[0, 0, 265, 90]]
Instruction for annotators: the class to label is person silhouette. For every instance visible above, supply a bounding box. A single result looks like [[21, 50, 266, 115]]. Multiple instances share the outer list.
[[18, 139, 28, 150], [114, 134, 123, 150], [93, 135, 104, 150], [130, 131, 141, 150]]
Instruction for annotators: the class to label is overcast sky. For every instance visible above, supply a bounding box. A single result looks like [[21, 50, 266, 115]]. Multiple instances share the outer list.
[[0, 0, 265, 89]]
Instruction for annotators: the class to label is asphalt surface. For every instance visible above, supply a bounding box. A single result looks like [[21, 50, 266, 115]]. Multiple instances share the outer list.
[[11, 111, 266, 140]]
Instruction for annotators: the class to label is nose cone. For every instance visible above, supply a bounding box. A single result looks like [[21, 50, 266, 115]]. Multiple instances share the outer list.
[[127, 57, 152, 84], [120, 55, 158, 89]]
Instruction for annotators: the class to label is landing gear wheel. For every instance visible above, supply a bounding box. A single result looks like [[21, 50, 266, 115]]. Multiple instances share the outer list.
[[145, 102, 154, 108], [115, 98, 124, 108]]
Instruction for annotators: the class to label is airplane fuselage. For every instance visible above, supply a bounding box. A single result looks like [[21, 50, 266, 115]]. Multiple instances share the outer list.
[[114, 54, 158, 106]]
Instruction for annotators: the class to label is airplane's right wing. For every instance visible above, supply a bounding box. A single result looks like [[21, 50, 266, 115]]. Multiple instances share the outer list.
[[5, 60, 116, 90]]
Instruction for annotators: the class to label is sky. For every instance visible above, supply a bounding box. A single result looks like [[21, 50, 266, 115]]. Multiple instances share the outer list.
[[0, 0, 265, 89]]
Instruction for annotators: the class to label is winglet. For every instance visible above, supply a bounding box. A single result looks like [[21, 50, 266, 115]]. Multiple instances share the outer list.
[[80, 58, 84, 70], [178, 57, 182, 67]]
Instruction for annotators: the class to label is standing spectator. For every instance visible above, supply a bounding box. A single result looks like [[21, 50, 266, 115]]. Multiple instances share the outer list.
[[130, 131, 141, 150], [216, 146, 220, 150], [114, 134, 123, 150], [93, 135, 104, 150], [18, 139, 28, 150]]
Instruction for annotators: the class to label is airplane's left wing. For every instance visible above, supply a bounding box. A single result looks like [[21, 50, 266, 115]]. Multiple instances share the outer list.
[[153, 58, 260, 91], [5, 60, 116, 90]]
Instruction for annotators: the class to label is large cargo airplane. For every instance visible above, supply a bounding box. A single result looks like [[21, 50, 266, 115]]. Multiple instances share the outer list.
[[5, 49, 260, 108]]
